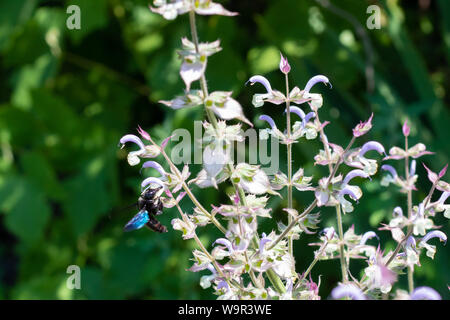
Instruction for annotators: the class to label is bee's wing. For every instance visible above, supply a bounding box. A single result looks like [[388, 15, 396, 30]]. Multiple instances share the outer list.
[[123, 210, 150, 232]]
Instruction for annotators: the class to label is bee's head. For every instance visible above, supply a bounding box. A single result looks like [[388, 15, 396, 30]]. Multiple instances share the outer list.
[[142, 186, 163, 200]]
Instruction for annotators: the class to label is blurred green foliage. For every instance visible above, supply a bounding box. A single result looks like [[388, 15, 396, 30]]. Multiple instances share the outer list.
[[0, 0, 448, 299]]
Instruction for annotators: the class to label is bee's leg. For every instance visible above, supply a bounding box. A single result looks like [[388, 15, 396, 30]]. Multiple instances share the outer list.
[[156, 200, 163, 215]]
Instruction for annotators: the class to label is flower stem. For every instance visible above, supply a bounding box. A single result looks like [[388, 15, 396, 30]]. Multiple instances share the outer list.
[[300, 240, 329, 282], [173, 200, 236, 289], [285, 73, 294, 257], [404, 135, 414, 293], [336, 204, 349, 283], [267, 199, 318, 251]]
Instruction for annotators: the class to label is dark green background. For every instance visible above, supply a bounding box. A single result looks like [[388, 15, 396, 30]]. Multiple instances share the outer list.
[[0, 0, 448, 299]]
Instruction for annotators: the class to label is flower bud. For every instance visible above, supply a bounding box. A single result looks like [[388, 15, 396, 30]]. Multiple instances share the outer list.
[[279, 53, 291, 74], [402, 120, 410, 137]]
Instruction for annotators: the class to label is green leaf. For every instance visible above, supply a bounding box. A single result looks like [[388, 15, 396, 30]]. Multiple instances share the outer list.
[[1, 176, 51, 244], [20, 151, 66, 201], [63, 156, 111, 236]]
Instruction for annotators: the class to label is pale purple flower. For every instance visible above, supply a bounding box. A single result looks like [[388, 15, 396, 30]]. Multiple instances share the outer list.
[[343, 169, 370, 186], [206, 263, 217, 275], [359, 141, 386, 158], [339, 187, 360, 202], [286, 106, 316, 128], [410, 287, 441, 300], [360, 231, 379, 245], [421, 230, 447, 245], [303, 75, 331, 94], [141, 177, 166, 190], [120, 134, 145, 150], [405, 236, 417, 250], [381, 165, 398, 178], [279, 53, 291, 74], [217, 280, 229, 291], [259, 233, 272, 254], [246, 75, 272, 93], [259, 115, 277, 130], [213, 238, 234, 254], [303, 112, 316, 123], [286, 106, 306, 119], [393, 206, 403, 218], [141, 161, 167, 177], [331, 284, 366, 300]]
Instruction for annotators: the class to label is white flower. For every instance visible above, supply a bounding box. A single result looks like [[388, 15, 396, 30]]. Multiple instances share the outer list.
[[207, 91, 252, 126], [203, 143, 230, 180], [159, 90, 204, 109], [150, 0, 237, 20], [171, 217, 197, 240], [412, 204, 433, 236], [180, 56, 206, 91], [272, 254, 296, 279]]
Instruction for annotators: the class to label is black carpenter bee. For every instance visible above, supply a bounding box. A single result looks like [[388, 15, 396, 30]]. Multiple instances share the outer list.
[[123, 186, 168, 233]]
